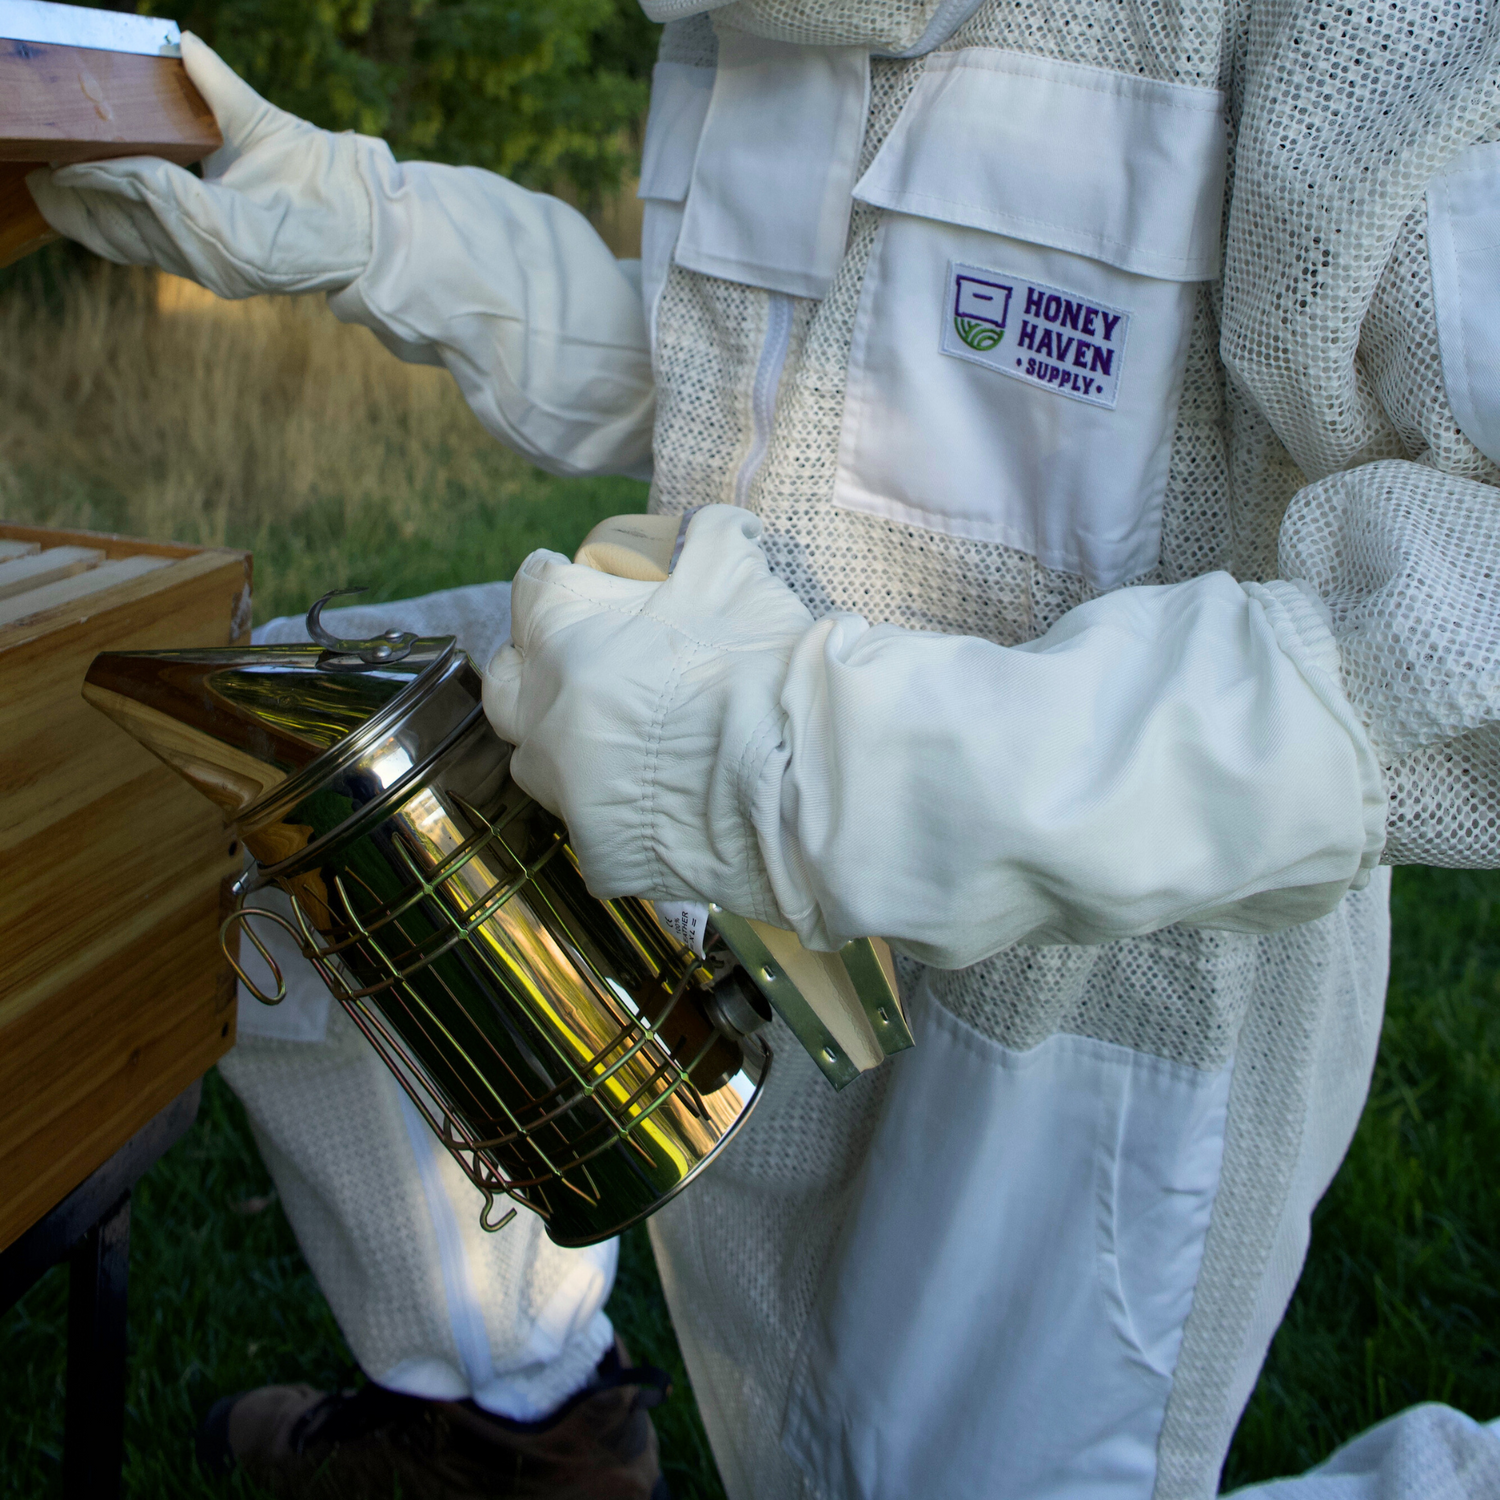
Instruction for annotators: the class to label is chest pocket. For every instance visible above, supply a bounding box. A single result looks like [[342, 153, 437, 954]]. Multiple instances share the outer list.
[[637, 31, 868, 347], [837, 49, 1227, 589]]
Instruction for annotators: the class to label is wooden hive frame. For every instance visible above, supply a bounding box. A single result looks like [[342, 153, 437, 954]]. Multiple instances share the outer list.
[[0, 523, 249, 1251], [1, 13, 221, 268]]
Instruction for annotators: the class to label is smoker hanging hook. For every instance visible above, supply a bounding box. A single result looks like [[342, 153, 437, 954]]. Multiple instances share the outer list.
[[305, 587, 421, 665]]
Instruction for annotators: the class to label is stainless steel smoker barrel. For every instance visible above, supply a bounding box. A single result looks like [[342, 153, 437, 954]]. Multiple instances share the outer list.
[[83, 626, 772, 1246]]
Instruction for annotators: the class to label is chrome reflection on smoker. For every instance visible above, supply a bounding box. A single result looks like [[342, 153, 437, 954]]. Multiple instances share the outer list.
[[82, 599, 773, 1246]]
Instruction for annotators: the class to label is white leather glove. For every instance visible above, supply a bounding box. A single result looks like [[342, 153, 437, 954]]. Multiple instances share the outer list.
[[28, 34, 375, 298], [486, 506, 1386, 965], [483, 506, 813, 922], [33, 34, 653, 477]]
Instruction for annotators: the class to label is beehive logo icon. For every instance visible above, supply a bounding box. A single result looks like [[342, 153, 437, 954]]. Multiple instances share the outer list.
[[953, 273, 1013, 352]]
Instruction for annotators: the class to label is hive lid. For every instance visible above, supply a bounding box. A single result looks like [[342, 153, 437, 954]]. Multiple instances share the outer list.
[[81, 594, 457, 820]]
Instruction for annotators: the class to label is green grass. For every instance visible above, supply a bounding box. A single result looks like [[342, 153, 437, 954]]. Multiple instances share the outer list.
[[241, 470, 650, 627], [1, 449, 648, 632]]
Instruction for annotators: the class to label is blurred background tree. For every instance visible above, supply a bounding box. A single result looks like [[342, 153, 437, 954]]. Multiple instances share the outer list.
[[133, 0, 661, 204]]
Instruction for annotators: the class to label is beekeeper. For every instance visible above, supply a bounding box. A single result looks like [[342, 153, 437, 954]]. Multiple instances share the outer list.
[[31, 3, 1500, 1498]]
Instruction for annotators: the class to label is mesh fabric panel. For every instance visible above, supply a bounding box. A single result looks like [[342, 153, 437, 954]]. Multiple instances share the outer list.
[[643, 3, 1500, 1498], [714, 1, 944, 49], [1281, 462, 1500, 761], [1280, 461, 1500, 866], [931, 925, 1257, 1069], [1382, 732, 1500, 868], [1219, 0, 1500, 482], [659, 14, 722, 65], [1362, 202, 1500, 486], [221, 1004, 615, 1415], [650, 266, 770, 511], [951, 0, 1225, 84]]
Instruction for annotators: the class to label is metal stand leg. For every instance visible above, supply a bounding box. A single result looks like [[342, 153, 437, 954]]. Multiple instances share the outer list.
[[63, 1191, 131, 1500]]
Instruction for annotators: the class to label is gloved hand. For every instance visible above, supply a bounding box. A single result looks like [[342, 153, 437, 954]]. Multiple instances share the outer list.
[[482, 506, 814, 921], [488, 505, 1386, 967], [27, 34, 376, 298]]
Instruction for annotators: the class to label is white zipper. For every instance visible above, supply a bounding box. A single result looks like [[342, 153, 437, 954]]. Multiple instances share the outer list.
[[734, 291, 794, 508]]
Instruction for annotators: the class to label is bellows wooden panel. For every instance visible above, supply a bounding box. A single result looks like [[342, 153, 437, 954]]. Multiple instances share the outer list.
[[0, 524, 250, 1250]]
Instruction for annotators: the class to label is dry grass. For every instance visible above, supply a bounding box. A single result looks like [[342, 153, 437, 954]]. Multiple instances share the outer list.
[[0, 264, 491, 542], [0, 256, 645, 622]]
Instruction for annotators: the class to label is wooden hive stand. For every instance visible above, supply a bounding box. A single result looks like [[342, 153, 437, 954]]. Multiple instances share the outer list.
[[0, 11, 232, 1491]]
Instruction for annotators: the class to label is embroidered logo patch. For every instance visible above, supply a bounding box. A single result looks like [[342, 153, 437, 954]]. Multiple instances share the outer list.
[[941, 261, 1130, 410]]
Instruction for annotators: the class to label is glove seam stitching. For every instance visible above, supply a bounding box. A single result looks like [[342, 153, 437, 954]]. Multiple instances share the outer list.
[[343, 132, 379, 280], [642, 648, 693, 894], [64, 125, 374, 289], [134, 181, 368, 287]]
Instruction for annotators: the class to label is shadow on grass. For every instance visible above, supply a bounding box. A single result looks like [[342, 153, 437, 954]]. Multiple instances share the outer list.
[[0, 1069, 726, 1500]]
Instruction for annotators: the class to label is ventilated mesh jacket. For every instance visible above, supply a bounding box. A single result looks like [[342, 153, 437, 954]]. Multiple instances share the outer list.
[[640, 5, 1500, 1498]]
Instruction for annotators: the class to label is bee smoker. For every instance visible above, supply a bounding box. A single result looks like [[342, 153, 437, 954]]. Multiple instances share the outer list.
[[82, 595, 910, 1246]]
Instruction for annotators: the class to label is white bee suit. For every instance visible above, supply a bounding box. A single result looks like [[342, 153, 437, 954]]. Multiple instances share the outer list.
[[30, 6, 1500, 1498], [474, 11, 1499, 1498]]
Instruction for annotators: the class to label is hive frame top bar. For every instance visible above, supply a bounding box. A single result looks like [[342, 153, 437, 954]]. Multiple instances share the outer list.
[[0, 1, 182, 56]]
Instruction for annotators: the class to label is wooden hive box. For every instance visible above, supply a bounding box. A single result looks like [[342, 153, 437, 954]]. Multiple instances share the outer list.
[[1, 5, 220, 268], [0, 523, 250, 1251]]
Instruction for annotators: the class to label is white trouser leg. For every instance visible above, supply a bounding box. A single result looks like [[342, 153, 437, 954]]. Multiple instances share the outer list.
[[220, 583, 616, 1420], [222, 916, 617, 1419]]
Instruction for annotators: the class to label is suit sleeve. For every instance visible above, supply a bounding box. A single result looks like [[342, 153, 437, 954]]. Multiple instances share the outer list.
[[328, 153, 654, 480]]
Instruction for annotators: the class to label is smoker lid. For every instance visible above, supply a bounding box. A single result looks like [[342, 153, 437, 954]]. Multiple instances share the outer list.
[[82, 602, 462, 821]]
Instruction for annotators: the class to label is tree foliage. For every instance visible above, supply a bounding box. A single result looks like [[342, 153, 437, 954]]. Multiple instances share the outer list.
[[136, 0, 661, 198]]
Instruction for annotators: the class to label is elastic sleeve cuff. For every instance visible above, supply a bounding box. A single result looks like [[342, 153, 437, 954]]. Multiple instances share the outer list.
[[1247, 578, 1388, 884], [1249, 578, 1340, 678]]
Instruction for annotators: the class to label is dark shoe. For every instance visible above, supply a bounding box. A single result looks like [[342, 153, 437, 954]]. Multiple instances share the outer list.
[[196, 1338, 673, 1499]]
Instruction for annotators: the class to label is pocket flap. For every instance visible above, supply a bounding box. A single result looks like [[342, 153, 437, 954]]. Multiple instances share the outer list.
[[638, 60, 715, 204], [854, 48, 1227, 282]]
